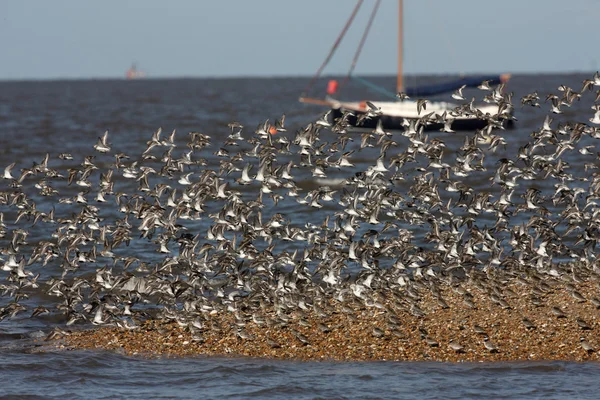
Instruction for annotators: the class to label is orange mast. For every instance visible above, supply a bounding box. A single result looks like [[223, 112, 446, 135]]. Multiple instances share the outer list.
[[397, 0, 403, 93]]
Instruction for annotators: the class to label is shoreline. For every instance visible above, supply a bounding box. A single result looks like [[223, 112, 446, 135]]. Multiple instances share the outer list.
[[51, 277, 600, 362]]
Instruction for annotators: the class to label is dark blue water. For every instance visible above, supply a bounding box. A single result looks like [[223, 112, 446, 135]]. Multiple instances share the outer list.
[[2, 347, 599, 399], [0, 74, 599, 398]]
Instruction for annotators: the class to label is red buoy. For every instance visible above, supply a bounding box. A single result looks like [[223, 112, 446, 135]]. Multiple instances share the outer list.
[[326, 80, 339, 95]]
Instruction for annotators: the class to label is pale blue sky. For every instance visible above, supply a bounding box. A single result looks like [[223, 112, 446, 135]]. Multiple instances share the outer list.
[[0, 0, 596, 80]]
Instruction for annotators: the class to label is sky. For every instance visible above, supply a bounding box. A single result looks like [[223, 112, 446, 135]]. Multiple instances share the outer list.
[[0, 0, 597, 80]]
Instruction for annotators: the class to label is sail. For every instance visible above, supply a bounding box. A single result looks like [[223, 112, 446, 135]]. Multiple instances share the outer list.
[[404, 75, 507, 97]]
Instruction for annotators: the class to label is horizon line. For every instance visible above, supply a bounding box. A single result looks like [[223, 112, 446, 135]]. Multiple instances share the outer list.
[[0, 69, 597, 83]]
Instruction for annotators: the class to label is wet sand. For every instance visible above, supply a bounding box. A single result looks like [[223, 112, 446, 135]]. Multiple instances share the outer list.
[[52, 277, 600, 362]]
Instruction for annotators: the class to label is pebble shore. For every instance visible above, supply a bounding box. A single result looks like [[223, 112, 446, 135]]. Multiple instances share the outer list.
[[53, 278, 600, 362]]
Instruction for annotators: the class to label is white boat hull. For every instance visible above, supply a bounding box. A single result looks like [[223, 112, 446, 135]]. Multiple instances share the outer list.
[[329, 99, 511, 131]]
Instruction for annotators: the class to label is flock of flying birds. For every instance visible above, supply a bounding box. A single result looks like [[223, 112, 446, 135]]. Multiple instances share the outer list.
[[2, 72, 600, 353]]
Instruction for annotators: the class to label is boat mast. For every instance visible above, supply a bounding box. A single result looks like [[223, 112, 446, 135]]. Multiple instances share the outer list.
[[397, 0, 403, 93]]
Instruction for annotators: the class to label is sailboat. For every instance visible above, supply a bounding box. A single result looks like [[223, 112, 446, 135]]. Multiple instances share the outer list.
[[126, 63, 146, 80], [299, 0, 513, 131]]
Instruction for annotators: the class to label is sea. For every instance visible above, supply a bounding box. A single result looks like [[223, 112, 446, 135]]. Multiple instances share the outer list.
[[1, 74, 600, 399]]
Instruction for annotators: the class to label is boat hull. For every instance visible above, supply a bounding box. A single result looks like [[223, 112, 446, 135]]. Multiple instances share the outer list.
[[331, 107, 514, 131]]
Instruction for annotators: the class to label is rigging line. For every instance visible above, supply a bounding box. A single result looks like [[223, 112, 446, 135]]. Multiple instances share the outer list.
[[429, 5, 463, 76], [339, 0, 381, 91], [351, 75, 397, 99], [301, 0, 364, 96]]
